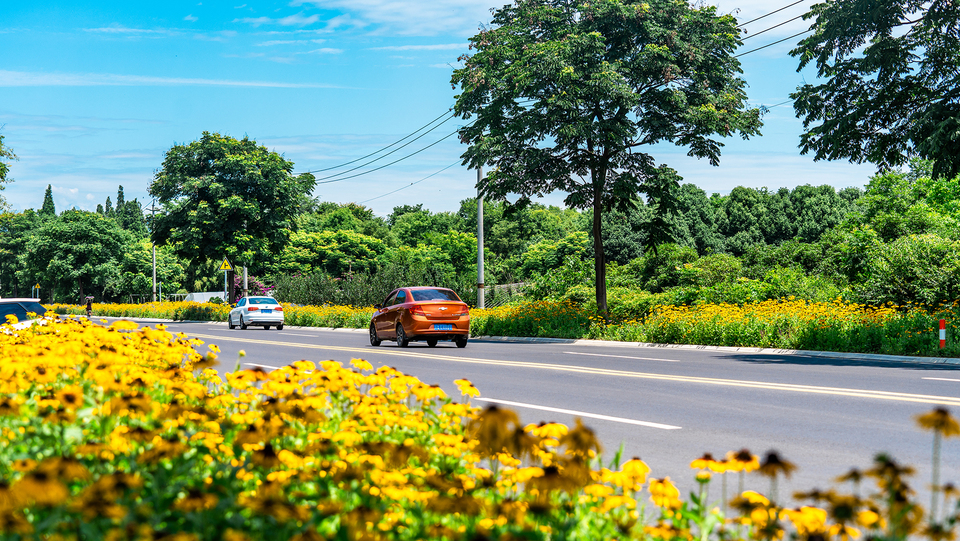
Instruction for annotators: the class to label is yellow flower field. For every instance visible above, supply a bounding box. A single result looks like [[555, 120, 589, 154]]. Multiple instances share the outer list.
[[0, 314, 954, 539]]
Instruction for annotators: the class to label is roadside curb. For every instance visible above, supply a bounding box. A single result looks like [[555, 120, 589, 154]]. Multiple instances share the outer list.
[[88, 315, 960, 366]]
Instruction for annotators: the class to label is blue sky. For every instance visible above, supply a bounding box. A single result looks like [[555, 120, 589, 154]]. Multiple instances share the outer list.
[[0, 0, 876, 217]]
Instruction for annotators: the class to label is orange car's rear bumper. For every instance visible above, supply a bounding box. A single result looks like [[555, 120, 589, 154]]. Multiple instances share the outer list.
[[404, 314, 470, 338]]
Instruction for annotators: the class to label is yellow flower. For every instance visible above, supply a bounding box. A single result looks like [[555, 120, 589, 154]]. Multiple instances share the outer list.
[[915, 407, 960, 437], [649, 477, 681, 510]]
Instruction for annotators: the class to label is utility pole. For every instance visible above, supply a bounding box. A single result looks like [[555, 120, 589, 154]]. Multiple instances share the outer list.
[[151, 199, 157, 303], [477, 166, 485, 309], [243, 266, 248, 299]]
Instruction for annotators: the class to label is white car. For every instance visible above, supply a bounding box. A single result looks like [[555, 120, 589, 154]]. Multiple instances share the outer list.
[[228, 296, 284, 330]]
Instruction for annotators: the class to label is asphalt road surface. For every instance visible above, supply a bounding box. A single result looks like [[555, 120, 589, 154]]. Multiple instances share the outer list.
[[142, 319, 960, 504]]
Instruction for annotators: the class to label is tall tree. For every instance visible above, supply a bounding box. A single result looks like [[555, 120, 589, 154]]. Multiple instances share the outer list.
[[791, 0, 960, 179], [149, 132, 317, 275], [21, 210, 130, 302], [40, 184, 56, 217], [0, 135, 17, 210], [452, 0, 762, 312]]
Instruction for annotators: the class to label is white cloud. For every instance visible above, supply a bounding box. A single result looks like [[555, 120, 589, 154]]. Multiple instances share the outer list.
[[290, 0, 495, 36], [300, 48, 343, 55], [0, 70, 341, 88], [234, 12, 320, 27], [184, 14, 199, 22], [369, 43, 465, 51], [84, 25, 169, 35], [256, 39, 325, 46]]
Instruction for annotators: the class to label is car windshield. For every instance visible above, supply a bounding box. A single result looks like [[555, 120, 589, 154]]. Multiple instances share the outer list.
[[0, 302, 47, 321], [410, 289, 461, 302], [249, 298, 278, 305]]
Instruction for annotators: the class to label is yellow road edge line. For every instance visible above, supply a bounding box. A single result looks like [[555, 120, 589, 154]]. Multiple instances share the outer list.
[[188, 333, 960, 406]]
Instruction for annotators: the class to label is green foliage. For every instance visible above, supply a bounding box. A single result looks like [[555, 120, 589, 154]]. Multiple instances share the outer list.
[[149, 132, 316, 276], [0, 134, 15, 210], [453, 0, 762, 311], [105, 240, 185, 302], [856, 234, 960, 307], [791, 0, 960, 179], [519, 231, 589, 279], [524, 255, 593, 300], [0, 210, 41, 297], [297, 202, 392, 241], [40, 184, 55, 217], [276, 230, 387, 277], [21, 210, 132, 302]]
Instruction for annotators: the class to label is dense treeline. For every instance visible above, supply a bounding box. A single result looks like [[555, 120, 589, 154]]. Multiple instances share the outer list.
[[2, 159, 957, 310]]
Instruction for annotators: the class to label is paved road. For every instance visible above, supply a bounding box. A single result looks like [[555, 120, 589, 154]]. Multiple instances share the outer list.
[[151, 320, 960, 503]]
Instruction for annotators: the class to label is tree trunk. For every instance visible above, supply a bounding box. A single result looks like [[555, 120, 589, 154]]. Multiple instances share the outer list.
[[78, 277, 84, 304], [593, 178, 607, 315]]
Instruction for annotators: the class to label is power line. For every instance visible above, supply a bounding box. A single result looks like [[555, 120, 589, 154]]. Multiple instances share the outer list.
[[359, 161, 461, 204], [734, 29, 811, 57], [742, 13, 805, 40], [309, 112, 456, 181], [301, 108, 453, 174], [316, 127, 466, 185], [737, 0, 807, 28]]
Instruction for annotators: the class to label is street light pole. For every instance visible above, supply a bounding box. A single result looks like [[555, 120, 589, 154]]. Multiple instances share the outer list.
[[151, 199, 157, 303], [477, 166, 485, 309]]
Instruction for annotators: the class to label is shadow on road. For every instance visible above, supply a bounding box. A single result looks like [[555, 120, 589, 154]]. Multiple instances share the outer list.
[[722, 352, 960, 371]]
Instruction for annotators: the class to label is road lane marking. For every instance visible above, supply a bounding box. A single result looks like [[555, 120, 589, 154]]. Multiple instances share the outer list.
[[187, 333, 960, 406], [476, 398, 681, 430], [243, 362, 278, 370], [923, 377, 960, 383], [278, 333, 319, 338], [564, 351, 678, 362]]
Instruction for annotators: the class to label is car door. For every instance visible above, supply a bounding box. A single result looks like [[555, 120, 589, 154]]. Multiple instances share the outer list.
[[232, 298, 246, 323], [383, 289, 408, 337], [375, 291, 398, 336]]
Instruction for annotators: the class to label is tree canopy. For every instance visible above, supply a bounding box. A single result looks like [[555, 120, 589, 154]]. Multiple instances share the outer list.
[[452, 0, 762, 312], [149, 132, 316, 271], [791, 0, 960, 179], [0, 135, 16, 210]]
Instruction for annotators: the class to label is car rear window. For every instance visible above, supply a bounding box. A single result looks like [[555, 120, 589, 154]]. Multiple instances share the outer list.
[[249, 298, 279, 305], [411, 289, 461, 302]]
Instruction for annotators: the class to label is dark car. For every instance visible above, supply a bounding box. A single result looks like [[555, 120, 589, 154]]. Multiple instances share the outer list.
[[0, 298, 50, 326], [369, 287, 470, 348]]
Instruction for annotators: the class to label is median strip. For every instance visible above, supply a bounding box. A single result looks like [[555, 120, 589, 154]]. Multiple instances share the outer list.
[[187, 332, 960, 407]]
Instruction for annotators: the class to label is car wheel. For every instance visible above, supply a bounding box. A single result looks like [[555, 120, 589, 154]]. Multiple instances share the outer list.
[[228, 315, 236, 330], [426, 338, 438, 348], [240, 316, 248, 330], [455, 336, 468, 348], [396, 324, 409, 348], [369, 323, 382, 346], [277, 324, 284, 330]]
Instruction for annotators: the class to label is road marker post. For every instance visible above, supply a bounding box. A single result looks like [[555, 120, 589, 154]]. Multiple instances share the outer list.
[[941, 319, 947, 349]]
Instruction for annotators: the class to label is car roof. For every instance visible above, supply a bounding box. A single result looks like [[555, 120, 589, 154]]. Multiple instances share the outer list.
[[0, 298, 45, 303], [402, 286, 453, 290]]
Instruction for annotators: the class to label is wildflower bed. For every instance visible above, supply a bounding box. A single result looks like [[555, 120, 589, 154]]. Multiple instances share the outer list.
[[0, 315, 957, 539], [52, 298, 960, 357]]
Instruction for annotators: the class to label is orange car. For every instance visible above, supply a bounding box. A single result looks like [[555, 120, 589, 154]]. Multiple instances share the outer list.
[[369, 287, 470, 348]]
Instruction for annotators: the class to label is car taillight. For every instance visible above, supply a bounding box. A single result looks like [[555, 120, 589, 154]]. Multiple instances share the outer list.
[[458, 307, 470, 316], [411, 305, 427, 316], [247, 306, 259, 312], [274, 306, 283, 312]]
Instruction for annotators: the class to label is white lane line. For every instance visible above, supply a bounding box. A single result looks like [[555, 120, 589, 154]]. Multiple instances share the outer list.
[[243, 362, 280, 371], [475, 398, 681, 430], [278, 332, 319, 337], [564, 351, 678, 362], [923, 377, 960, 383]]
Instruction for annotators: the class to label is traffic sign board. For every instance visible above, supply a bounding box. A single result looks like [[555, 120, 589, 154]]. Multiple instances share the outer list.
[[218, 258, 233, 272], [34, 283, 40, 289]]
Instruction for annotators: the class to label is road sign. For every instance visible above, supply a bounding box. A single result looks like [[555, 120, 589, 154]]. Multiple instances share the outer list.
[[218, 258, 233, 272], [34, 283, 40, 289]]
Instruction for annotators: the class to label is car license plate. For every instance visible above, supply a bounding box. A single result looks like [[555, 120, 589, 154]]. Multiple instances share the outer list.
[[261, 309, 272, 314], [433, 324, 452, 331]]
